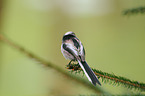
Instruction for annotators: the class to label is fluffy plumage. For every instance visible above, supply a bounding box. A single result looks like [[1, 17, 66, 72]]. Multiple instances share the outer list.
[[61, 31, 101, 86]]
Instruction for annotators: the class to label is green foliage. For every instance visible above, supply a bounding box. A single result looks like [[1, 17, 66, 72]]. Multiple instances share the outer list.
[[123, 6, 145, 15], [67, 63, 145, 91]]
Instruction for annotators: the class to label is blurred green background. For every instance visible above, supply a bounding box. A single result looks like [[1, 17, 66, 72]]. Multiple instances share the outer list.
[[0, 0, 145, 96]]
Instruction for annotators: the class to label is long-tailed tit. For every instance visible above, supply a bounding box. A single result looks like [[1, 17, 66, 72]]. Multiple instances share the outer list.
[[61, 31, 101, 86]]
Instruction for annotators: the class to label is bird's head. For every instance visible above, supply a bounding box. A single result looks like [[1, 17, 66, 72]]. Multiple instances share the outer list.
[[64, 31, 75, 36]]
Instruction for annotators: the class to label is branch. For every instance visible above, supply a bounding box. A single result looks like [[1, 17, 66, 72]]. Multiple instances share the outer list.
[[0, 34, 107, 94], [123, 6, 145, 16], [67, 64, 145, 91]]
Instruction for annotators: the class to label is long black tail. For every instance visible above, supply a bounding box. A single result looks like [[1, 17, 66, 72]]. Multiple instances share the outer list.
[[78, 60, 101, 86]]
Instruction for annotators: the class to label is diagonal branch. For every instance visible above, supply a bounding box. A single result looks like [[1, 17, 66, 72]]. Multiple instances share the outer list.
[[67, 64, 145, 91], [0, 34, 106, 94]]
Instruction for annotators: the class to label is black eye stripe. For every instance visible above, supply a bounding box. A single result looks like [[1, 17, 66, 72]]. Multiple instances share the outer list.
[[62, 35, 75, 41]]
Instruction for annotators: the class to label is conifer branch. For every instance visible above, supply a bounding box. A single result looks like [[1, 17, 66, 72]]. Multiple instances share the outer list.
[[67, 63, 145, 91], [0, 34, 106, 94], [123, 6, 145, 15], [1, 33, 144, 94]]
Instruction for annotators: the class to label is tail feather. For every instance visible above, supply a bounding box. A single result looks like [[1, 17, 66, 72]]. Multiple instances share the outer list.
[[78, 60, 101, 86]]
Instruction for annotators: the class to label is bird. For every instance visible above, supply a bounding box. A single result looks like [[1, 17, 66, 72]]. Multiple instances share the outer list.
[[61, 31, 101, 86]]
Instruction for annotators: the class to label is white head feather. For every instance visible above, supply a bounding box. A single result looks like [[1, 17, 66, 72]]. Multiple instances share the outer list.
[[64, 31, 75, 36]]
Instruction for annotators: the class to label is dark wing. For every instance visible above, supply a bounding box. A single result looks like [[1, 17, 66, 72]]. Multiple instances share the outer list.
[[70, 37, 86, 62], [79, 43, 85, 62], [72, 38, 80, 49]]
